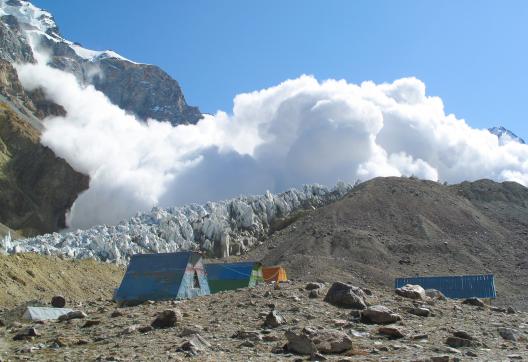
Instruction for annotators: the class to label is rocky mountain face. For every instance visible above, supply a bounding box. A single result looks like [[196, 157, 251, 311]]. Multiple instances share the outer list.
[[33, 12, 201, 125], [0, 0, 205, 236], [0, 98, 88, 236]]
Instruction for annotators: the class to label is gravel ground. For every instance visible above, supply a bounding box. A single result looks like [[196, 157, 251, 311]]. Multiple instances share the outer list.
[[1, 281, 527, 361]]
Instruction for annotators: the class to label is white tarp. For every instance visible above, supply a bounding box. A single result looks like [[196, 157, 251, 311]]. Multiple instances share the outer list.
[[23, 307, 74, 321]]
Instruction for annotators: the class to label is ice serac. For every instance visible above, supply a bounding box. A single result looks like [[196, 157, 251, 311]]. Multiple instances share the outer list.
[[8, 183, 352, 262], [1, 0, 202, 125]]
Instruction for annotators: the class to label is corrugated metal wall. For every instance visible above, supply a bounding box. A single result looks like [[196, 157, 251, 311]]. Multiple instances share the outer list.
[[395, 274, 496, 299]]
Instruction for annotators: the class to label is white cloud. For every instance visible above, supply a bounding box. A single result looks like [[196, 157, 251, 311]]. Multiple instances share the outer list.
[[15, 63, 528, 229]]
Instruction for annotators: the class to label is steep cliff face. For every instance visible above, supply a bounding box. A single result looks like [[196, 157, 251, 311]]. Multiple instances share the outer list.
[[0, 102, 89, 235], [0, 57, 88, 236], [34, 16, 202, 125]]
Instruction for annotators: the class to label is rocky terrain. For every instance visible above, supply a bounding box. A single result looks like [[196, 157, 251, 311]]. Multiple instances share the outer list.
[[245, 177, 528, 311], [0, 277, 526, 361]]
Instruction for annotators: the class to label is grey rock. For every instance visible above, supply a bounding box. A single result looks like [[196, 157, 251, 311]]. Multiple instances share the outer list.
[[507, 306, 516, 314], [180, 325, 203, 337], [232, 330, 262, 341], [305, 282, 324, 290], [264, 310, 286, 328], [58, 310, 87, 322], [179, 334, 210, 356], [324, 282, 367, 309], [453, 331, 473, 340], [151, 309, 181, 329], [13, 327, 38, 341], [395, 284, 426, 300], [308, 289, 320, 299], [425, 289, 447, 301], [361, 305, 401, 324], [498, 327, 519, 342], [409, 307, 431, 317], [285, 330, 317, 355], [462, 298, 485, 307], [309, 329, 353, 354], [378, 327, 405, 339], [446, 336, 472, 348], [51, 296, 66, 308]]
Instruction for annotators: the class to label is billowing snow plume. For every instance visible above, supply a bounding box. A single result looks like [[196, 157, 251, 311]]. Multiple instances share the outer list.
[[15, 62, 528, 229]]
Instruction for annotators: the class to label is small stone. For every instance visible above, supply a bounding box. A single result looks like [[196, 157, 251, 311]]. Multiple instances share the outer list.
[[58, 310, 87, 322], [378, 327, 405, 339], [285, 330, 317, 355], [411, 334, 428, 340], [446, 336, 472, 348], [409, 307, 431, 317], [51, 296, 66, 308], [453, 331, 473, 340], [13, 327, 39, 341], [498, 327, 519, 342], [110, 310, 123, 318], [308, 289, 319, 299], [121, 325, 140, 335], [180, 325, 203, 337], [507, 307, 516, 314], [425, 289, 447, 301], [310, 352, 328, 361], [361, 305, 401, 324], [138, 325, 153, 333], [430, 356, 450, 362], [264, 310, 286, 328], [305, 282, 324, 290], [462, 298, 485, 308], [82, 320, 101, 328], [232, 330, 262, 341], [508, 355, 523, 360], [239, 340, 255, 347], [466, 350, 478, 357], [395, 284, 426, 300], [263, 334, 280, 342], [491, 306, 507, 313], [151, 309, 181, 329], [179, 334, 210, 356]]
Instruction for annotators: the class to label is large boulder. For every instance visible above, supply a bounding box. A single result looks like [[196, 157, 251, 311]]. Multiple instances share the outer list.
[[395, 284, 426, 300], [285, 330, 317, 355], [324, 282, 367, 309], [361, 305, 401, 324]]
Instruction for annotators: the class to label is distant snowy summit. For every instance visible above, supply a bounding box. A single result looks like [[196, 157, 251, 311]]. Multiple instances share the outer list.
[[0, 0, 202, 125], [489, 126, 525, 145]]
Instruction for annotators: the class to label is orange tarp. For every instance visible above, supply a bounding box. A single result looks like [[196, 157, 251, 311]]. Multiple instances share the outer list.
[[262, 266, 288, 283]]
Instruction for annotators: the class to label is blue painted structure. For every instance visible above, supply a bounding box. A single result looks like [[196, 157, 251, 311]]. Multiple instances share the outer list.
[[115, 252, 210, 303], [204, 262, 264, 293], [395, 274, 496, 299]]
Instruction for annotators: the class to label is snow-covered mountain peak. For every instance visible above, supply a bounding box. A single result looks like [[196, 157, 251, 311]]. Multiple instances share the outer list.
[[489, 126, 525, 145], [0, 0, 58, 36], [0, 0, 137, 63]]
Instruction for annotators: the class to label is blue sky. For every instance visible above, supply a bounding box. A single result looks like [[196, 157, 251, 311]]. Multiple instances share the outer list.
[[33, 0, 528, 137]]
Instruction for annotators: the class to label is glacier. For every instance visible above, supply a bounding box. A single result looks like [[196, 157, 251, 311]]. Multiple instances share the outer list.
[[4, 183, 352, 263]]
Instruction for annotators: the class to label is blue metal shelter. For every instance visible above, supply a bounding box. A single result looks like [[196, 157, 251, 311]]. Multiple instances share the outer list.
[[115, 252, 210, 303], [395, 274, 496, 299]]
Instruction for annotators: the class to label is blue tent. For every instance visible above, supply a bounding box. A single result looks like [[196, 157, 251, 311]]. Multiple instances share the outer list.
[[205, 262, 264, 293], [395, 274, 496, 299], [115, 252, 210, 303]]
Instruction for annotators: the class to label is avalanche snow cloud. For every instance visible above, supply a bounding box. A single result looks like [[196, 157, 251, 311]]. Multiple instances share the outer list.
[[16, 62, 528, 229]]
